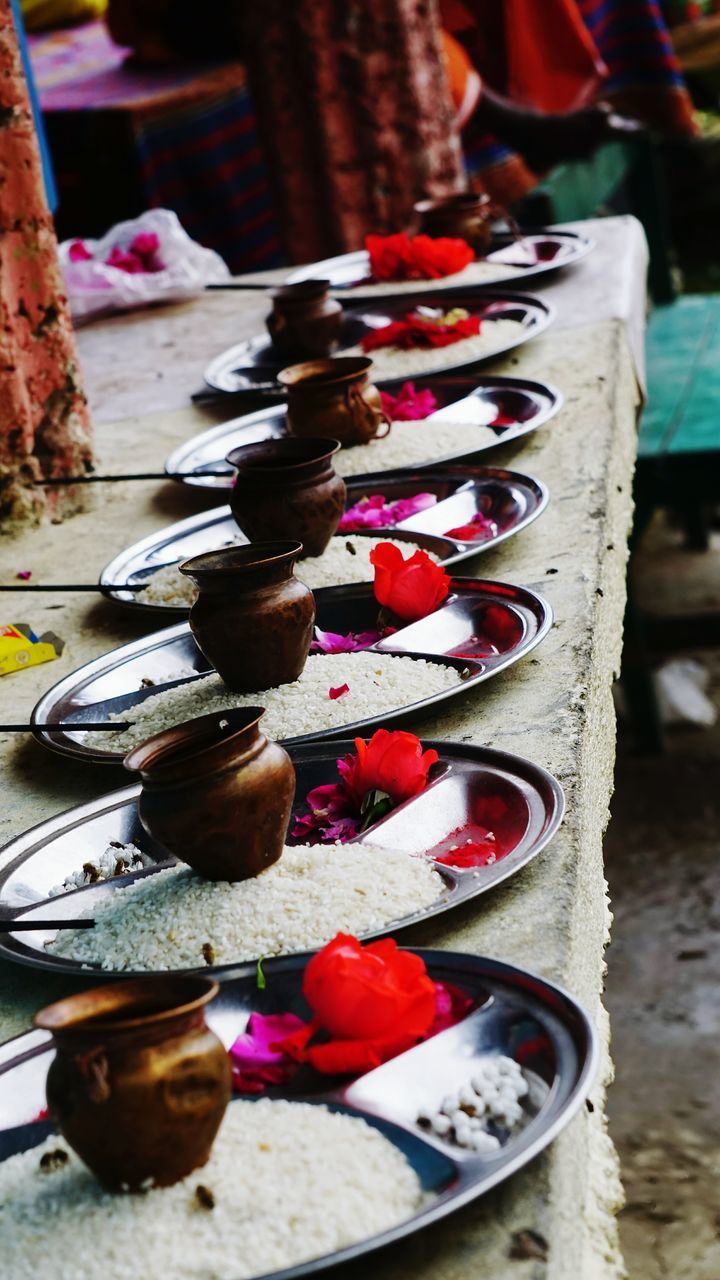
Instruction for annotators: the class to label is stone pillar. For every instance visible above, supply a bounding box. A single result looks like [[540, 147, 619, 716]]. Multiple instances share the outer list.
[[241, 0, 464, 263], [0, 2, 93, 534]]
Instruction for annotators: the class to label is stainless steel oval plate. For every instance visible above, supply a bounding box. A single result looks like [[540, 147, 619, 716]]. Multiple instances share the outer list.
[[0, 737, 563, 974], [166, 375, 563, 491], [31, 578, 552, 763], [100, 465, 549, 614], [285, 228, 595, 297], [0, 948, 595, 1280], [204, 292, 554, 394]]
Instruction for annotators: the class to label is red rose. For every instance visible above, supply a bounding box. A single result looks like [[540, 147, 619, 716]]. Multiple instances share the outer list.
[[370, 541, 450, 622], [339, 728, 439, 810], [280, 934, 437, 1073]]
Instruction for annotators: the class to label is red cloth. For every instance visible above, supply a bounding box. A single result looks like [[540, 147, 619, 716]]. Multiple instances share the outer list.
[[504, 0, 607, 111], [441, 0, 606, 113]]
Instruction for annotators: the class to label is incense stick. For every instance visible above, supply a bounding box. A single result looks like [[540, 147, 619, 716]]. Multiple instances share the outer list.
[[0, 584, 144, 592], [0, 723, 130, 733], [32, 470, 232, 485], [0, 919, 95, 932]]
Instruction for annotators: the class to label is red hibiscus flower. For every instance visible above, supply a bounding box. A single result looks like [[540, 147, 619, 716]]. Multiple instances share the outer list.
[[338, 728, 439, 811], [366, 232, 474, 282], [279, 934, 437, 1073], [370, 541, 450, 622]]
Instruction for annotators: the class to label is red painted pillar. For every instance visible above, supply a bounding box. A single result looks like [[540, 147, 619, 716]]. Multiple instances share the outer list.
[[0, 3, 93, 533], [242, 0, 464, 263]]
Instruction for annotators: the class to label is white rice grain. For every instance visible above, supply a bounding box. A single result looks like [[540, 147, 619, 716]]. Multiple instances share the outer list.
[[48, 842, 445, 971], [0, 1100, 424, 1280], [333, 413, 500, 477], [344, 317, 526, 380], [83, 652, 459, 755]]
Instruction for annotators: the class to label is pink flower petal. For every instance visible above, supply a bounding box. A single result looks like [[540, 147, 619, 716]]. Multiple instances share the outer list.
[[329, 683, 350, 700], [380, 381, 440, 421], [229, 1011, 305, 1093], [68, 240, 93, 262], [338, 491, 437, 532], [15, 570, 32, 580], [311, 627, 380, 654]]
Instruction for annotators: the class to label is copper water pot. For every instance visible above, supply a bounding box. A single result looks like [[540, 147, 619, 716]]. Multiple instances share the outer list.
[[414, 193, 493, 255], [179, 541, 315, 692], [226, 437, 346, 557], [277, 356, 389, 447], [124, 706, 295, 882], [266, 279, 343, 359], [34, 976, 231, 1192]]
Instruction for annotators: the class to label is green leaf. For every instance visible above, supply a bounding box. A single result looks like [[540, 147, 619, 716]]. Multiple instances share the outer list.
[[256, 956, 266, 990], [358, 790, 394, 832]]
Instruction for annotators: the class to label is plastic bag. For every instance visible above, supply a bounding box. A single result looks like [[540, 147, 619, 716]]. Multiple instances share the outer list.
[[654, 658, 718, 728], [59, 209, 231, 323]]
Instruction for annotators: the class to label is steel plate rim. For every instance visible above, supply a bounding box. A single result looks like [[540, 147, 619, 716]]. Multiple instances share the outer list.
[[98, 467, 550, 612], [0, 947, 597, 1280], [29, 581, 553, 763], [0, 739, 564, 977], [204, 293, 556, 395], [284, 230, 596, 295], [166, 376, 565, 491]]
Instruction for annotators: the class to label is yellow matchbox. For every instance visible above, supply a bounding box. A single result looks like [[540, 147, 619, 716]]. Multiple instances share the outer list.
[[0, 623, 64, 677]]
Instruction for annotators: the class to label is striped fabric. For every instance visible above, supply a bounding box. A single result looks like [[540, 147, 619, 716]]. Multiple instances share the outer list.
[[463, 0, 698, 201], [575, 0, 699, 133], [133, 87, 284, 272]]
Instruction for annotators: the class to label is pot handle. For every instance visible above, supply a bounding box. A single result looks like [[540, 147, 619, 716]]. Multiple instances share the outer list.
[[76, 1049, 111, 1104], [346, 381, 392, 440]]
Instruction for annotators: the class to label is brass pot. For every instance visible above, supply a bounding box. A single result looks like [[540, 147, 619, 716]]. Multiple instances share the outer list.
[[124, 706, 295, 882], [226, 437, 346, 557], [266, 279, 343, 359], [34, 976, 231, 1192], [179, 541, 315, 692], [277, 356, 390, 447], [413, 193, 494, 255]]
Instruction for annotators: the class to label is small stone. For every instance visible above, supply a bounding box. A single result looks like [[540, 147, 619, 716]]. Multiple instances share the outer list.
[[39, 1149, 69, 1172], [194, 1184, 215, 1210], [508, 1229, 548, 1261]]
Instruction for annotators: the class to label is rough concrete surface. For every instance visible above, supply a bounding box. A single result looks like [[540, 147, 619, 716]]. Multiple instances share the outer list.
[[0, 219, 645, 1278]]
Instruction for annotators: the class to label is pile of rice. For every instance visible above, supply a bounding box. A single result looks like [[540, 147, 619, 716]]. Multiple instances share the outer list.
[[344, 317, 526, 380], [83, 652, 460, 755], [47, 842, 445, 971], [135, 535, 438, 608], [49, 842, 154, 896], [0, 1100, 424, 1279], [333, 412, 501, 477]]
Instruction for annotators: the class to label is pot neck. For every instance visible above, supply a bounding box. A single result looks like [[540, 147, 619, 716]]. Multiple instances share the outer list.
[[185, 554, 297, 594], [233, 455, 335, 486], [139, 720, 267, 786], [51, 1006, 207, 1054]]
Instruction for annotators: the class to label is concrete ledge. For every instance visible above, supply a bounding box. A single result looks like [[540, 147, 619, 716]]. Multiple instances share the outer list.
[[0, 220, 643, 1278]]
